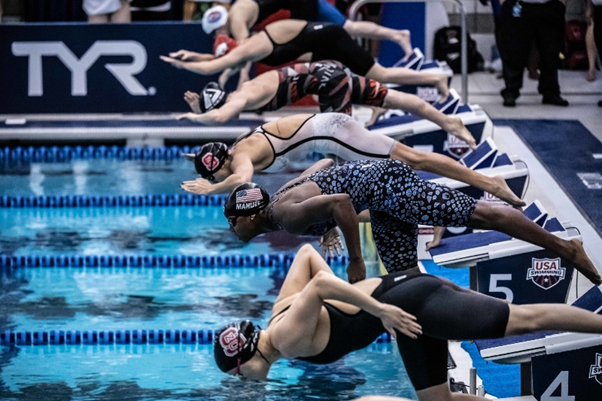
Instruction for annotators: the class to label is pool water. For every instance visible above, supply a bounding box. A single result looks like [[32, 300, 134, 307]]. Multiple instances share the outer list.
[[0, 158, 305, 197], [0, 343, 416, 401], [0, 154, 419, 400]]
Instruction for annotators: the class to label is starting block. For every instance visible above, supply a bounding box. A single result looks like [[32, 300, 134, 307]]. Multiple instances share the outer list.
[[475, 286, 602, 399]]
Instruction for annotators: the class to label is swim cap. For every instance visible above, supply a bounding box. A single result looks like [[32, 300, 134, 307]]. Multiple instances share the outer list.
[[202, 5, 228, 35], [213, 34, 238, 57], [214, 320, 261, 373], [194, 142, 228, 178], [200, 82, 227, 113], [224, 183, 270, 217]]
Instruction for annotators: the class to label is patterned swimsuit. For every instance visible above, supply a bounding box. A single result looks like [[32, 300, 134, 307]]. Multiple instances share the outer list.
[[270, 159, 477, 271]]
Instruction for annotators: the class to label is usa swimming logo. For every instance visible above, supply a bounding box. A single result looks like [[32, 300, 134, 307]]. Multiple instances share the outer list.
[[526, 257, 566, 290], [589, 353, 602, 385], [481, 192, 502, 203], [444, 134, 470, 158]]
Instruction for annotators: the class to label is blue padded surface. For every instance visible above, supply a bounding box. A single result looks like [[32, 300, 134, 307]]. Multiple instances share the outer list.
[[420, 61, 442, 69], [476, 286, 602, 351], [416, 171, 439, 181], [429, 231, 511, 256], [493, 154, 513, 167], [456, 104, 473, 114], [460, 140, 494, 169], [523, 202, 544, 221], [1, 119, 265, 129], [369, 114, 418, 130], [430, 216, 565, 256], [543, 218, 565, 232]]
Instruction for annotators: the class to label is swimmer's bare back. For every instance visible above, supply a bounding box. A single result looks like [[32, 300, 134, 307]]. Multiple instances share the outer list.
[[232, 114, 315, 171]]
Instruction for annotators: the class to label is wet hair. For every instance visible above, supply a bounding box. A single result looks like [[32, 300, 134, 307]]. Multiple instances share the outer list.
[[214, 320, 261, 373], [193, 142, 229, 179], [223, 183, 270, 217]]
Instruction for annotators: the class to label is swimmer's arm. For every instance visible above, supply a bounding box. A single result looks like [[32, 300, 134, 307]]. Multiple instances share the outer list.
[[276, 193, 365, 283], [278, 194, 362, 260], [183, 156, 254, 195], [162, 38, 266, 75], [273, 245, 335, 306], [271, 271, 421, 353], [166, 50, 215, 62]]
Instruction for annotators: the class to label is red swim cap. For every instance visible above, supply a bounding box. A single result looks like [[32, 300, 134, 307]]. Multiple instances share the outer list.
[[213, 34, 238, 58]]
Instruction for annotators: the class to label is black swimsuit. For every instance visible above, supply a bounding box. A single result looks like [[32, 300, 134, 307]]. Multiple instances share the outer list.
[[260, 22, 376, 76], [271, 271, 510, 391]]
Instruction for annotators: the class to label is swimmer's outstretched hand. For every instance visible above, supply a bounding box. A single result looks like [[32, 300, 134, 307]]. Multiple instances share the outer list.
[[425, 226, 445, 252], [347, 258, 366, 284], [378, 303, 422, 340], [320, 228, 344, 258], [160, 55, 185, 69], [184, 91, 201, 114], [168, 50, 214, 62], [181, 178, 213, 195]]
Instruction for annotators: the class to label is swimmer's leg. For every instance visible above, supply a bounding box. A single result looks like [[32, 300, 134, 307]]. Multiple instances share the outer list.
[[383, 90, 476, 149], [470, 201, 602, 285], [389, 142, 524, 206], [365, 63, 450, 100], [342, 20, 413, 61], [505, 302, 602, 336], [370, 211, 418, 272]]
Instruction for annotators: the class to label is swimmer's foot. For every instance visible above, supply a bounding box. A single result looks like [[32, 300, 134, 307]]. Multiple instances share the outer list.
[[425, 227, 445, 251], [366, 107, 387, 127], [395, 30, 413, 63], [490, 175, 526, 207], [586, 70, 597, 82], [566, 239, 602, 285], [446, 117, 477, 149]]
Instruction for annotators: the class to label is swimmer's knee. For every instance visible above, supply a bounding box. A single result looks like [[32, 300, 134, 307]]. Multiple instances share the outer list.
[[470, 201, 508, 229], [392, 144, 425, 170], [298, 243, 317, 256]]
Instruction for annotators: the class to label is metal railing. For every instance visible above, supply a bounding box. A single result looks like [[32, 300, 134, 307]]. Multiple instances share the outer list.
[[349, 0, 468, 103]]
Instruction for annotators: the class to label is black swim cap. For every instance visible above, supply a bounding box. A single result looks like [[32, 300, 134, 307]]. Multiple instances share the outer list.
[[224, 183, 270, 217], [194, 142, 228, 179], [200, 82, 227, 113], [214, 320, 261, 373]]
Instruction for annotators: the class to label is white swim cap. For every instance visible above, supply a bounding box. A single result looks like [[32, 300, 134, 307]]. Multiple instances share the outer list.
[[202, 6, 229, 35]]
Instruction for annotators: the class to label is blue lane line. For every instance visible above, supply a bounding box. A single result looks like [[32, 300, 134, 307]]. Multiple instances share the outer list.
[[0, 330, 392, 347]]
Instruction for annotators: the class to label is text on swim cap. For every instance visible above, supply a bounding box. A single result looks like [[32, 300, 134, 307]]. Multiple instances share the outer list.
[[219, 327, 246, 357]]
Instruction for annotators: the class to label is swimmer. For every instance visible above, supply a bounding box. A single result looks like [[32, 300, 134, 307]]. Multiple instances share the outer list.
[[222, 160, 602, 285], [181, 114, 516, 210], [160, 20, 450, 100], [201, 3, 413, 62], [176, 60, 467, 132], [214, 244, 602, 401]]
